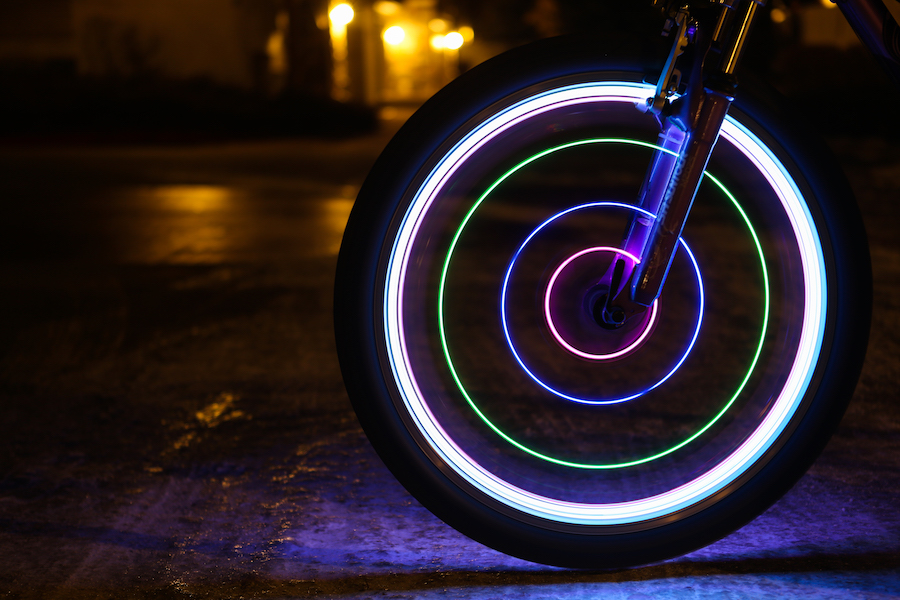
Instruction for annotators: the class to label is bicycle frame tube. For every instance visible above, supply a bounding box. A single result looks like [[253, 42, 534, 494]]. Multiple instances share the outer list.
[[837, 0, 900, 86]]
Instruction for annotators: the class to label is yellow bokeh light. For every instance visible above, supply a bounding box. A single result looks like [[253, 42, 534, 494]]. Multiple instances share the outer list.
[[383, 25, 406, 46], [329, 3, 354, 27], [430, 34, 445, 51], [443, 31, 464, 50], [770, 7, 787, 23], [374, 1, 400, 16], [458, 25, 474, 42], [429, 18, 448, 33], [820, 0, 837, 7]]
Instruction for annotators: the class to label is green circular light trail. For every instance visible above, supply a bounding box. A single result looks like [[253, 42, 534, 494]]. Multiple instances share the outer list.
[[436, 138, 771, 469]]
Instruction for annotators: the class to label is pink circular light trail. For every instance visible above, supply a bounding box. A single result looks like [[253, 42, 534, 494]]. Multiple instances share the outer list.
[[544, 246, 659, 360]]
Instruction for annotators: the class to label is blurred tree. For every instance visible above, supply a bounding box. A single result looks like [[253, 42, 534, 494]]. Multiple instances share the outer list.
[[284, 0, 332, 98], [446, 0, 662, 43]]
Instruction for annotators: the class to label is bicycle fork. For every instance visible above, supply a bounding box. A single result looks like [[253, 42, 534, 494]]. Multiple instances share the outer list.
[[596, 0, 764, 326]]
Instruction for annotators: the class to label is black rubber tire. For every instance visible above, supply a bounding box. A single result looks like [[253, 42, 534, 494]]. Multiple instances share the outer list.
[[334, 35, 871, 568]]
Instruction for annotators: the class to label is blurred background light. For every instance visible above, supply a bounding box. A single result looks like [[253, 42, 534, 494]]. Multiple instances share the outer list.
[[329, 2, 354, 101], [329, 3, 355, 27], [429, 18, 449, 33], [443, 31, 464, 51], [374, 1, 401, 17], [383, 25, 406, 46]]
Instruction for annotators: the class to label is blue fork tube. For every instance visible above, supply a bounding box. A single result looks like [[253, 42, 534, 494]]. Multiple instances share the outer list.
[[623, 124, 687, 266], [629, 86, 733, 307]]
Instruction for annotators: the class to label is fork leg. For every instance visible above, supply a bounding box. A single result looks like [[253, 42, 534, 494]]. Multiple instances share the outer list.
[[624, 0, 761, 307], [630, 82, 734, 306]]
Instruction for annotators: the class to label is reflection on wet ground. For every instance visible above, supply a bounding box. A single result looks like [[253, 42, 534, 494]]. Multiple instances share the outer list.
[[0, 127, 898, 598]]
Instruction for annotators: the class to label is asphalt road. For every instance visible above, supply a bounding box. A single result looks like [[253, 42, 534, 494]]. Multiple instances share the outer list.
[[0, 117, 897, 599]]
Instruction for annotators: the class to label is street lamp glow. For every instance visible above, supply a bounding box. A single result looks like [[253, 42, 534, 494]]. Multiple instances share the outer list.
[[329, 3, 354, 27], [383, 25, 406, 46], [443, 31, 464, 50]]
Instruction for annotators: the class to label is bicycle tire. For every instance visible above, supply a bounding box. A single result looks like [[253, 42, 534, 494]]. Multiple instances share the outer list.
[[334, 35, 871, 568]]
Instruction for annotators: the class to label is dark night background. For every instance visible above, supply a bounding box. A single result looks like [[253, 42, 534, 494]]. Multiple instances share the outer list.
[[0, 0, 898, 598]]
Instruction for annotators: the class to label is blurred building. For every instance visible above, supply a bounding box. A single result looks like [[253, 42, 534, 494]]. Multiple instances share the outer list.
[[0, 0, 474, 106], [1, 0, 280, 88], [329, 0, 475, 105]]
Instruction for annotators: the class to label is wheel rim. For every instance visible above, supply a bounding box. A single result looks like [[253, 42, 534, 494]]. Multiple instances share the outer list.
[[382, 81, 827, 526]]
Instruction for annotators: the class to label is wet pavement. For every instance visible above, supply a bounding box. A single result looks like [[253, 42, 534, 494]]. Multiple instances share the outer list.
[[0, 119, 898, 599]]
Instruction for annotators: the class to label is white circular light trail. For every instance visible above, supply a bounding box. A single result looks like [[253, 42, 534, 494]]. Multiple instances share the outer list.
[[383, 81, 826, 525]]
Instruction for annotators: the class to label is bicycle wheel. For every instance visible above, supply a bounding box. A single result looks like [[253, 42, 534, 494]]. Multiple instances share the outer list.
[[335, 36, 871, 568]]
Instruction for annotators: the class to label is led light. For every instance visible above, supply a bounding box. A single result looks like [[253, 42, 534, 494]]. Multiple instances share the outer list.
[[384, 81, 825, 524]]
